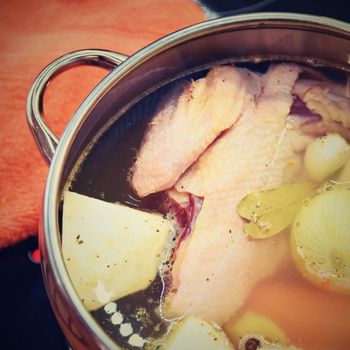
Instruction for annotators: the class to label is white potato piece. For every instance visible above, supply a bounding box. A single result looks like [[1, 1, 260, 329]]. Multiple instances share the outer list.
[[304, 133, 350, 182], [62, 191, 173, 311], [161, 316, 234, 350]]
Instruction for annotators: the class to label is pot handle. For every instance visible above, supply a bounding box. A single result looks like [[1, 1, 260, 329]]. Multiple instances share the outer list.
[[26, 49, 128, 164]]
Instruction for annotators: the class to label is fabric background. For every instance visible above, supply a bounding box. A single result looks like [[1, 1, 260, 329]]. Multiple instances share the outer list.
[[0, 0, 204, 248]]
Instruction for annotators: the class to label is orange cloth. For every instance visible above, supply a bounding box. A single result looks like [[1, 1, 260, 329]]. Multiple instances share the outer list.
[[0, 0, 204, 248]]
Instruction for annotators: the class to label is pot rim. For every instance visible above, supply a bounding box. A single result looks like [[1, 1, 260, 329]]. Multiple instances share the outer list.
[[42, 12, 350, 349]]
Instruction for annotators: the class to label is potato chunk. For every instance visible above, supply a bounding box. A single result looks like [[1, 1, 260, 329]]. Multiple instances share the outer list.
[[161, 316, 234, 350], [62, 191, 173, 310], [224, 311, 288, 346]]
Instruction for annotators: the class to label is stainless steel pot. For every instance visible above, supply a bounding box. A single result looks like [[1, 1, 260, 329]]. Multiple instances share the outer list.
[[26, 13, 350, 350]]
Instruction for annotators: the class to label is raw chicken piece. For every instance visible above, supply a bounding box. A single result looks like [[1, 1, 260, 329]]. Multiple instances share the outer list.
[[176, 64, 300, 196], [167, 189, 191, 209], [297, 85, 350, 128], [294, 79, 350, 99], [287, 130, 314, 153], [165, 64, 301, 325], [281, 116, 316, 182], [163, 193, 287, 325], [131, 66, 248, 197], [294, 81, 350, 142], [300, 119, 350, 142], [165, 189, 203, 253]]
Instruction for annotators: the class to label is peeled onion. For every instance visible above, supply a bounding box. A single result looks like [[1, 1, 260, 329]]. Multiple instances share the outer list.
[[304, 133, 350, 182], [335, 156, 350, 182], [291, 185, 350, 294]]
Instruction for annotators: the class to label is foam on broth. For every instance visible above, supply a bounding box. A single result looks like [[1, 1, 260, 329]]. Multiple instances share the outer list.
[[65, 61, 350, 350]]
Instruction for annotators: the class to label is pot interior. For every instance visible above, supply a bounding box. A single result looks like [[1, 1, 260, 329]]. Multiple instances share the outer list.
[[46, 14, 350, 350]]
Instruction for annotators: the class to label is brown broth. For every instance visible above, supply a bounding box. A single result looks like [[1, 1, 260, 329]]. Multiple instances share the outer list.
[[238, 253, 350, 350], [66, 61, 350, 349]]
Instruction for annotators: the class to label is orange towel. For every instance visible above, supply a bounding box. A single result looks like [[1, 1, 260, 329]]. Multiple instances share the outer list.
[[0, 0, 204, 248]]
